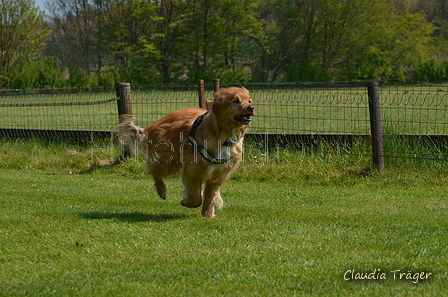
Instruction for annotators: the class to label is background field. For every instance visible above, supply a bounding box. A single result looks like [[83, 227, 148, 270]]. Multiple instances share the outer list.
[[0, 142, 447, 296], [3, 84, 448, 162], [1, 85, 448, 135]]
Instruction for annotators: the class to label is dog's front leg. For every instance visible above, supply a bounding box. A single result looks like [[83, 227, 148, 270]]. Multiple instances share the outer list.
[[202, 183, 221, 218], [181, 175, 203, 208]]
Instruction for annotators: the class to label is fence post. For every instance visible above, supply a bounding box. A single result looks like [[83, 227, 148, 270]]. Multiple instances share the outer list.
[[197, 79, 205, 108], [115, 82, 133, 159], [116, 82, 132, 118], [367, 82, 385, 171], [213, 78, 220, 93]]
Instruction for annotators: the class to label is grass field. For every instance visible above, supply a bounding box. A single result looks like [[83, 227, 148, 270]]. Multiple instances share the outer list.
[[1, 86, 448, 135], [1, 142, 447, 296]]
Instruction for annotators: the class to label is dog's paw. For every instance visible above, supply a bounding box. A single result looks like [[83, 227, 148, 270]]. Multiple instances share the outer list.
[[157, 190, 166, 200], [153, 179, 166, 200], [202, 208, 216, 218], [180, 199, 202, 208]]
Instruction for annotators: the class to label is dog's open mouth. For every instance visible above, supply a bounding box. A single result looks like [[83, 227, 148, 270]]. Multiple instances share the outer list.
[[234, 114, 253, 125]]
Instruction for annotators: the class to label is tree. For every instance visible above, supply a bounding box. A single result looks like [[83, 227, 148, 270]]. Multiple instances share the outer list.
[[348, 8, 435, 81], [102, 0, 161, 83], [179, 0, 261, 81], [153, 0, 187, 82], [47, 0, 102, 71], [255, 0, 321, 82], [261, 0, 436, 82], [0, 0, 50, 87], [4, 0, 442, 87]]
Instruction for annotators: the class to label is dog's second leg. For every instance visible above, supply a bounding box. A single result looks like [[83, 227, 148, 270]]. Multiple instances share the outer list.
[[202, 183, 221, 218]]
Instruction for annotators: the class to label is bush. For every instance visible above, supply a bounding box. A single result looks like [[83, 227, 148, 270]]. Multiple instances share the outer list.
[[9, 56, 67, 89], [283, 63, 327, 82], [66, 64, 98, 87]]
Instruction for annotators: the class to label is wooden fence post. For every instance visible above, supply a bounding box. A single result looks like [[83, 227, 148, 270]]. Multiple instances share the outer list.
[[197, 79, 205, 108], [367, 82, 385, 171], [115, 82, 133, 159], [213, 78, 220, 93], [116, 82, 132, 118]]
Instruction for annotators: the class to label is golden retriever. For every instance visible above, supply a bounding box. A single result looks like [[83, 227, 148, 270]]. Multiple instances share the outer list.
[[115, 87, 254, 218]]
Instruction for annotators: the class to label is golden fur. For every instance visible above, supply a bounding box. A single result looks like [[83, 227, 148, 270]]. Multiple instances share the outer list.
[[115, 87, 254, 218]]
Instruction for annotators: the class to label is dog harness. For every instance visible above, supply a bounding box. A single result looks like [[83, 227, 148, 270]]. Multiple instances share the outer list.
[[188, 111, 237, 164]]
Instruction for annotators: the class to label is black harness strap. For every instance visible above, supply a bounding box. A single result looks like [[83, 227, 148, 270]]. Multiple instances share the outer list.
[[188, 111, 236, 164]]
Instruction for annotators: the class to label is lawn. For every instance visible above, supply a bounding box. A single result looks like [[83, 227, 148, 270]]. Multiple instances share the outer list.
[[0, 142, 447, 296]]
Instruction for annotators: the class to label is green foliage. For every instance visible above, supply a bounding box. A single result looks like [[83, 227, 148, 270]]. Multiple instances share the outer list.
[[98, 66, 120, 86], [66, 64, 99, 87], [413, 57, 446, 82], [274, 0, 438, 83], [0, 0, 51, 88], [284, 64, 327, 82], [3, 0, 448, 87], [115, 61, 164, 85], [9, 56, 67, 88]]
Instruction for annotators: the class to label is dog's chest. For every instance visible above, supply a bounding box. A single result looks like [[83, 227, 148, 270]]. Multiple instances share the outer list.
[[210, 137, 241, 162], [202, 162, 230, 181], [215, 144, 232, 160], [201, 143, 242, 180]]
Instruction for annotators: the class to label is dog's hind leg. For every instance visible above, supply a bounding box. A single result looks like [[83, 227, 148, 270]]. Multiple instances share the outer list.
[[146, 149, 182, 200], [153, 176, 167, 200], [146, 159, 169, 200]]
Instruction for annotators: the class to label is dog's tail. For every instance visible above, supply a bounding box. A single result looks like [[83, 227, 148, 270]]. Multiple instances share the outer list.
[[115, 114, 147, 156]]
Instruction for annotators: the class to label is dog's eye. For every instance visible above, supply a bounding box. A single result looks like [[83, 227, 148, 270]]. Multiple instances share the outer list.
[[233, 99, 240, 104]]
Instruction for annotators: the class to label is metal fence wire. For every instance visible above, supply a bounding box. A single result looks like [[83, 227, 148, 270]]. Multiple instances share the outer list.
[[380, 85, 448, 161], [1, 83, 448, 163], [247, 87, 370, 134], [0, 87, 117, 144]]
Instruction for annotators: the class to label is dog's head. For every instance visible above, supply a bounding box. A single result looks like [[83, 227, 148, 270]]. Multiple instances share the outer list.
[[212, 87, 255, 125]]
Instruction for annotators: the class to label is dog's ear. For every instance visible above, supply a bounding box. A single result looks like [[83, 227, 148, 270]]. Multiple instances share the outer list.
[[212, 89, 227, 113], [206, 100, 213, 110], [215, 88, 229, 97], [241, 86, 249, 94]]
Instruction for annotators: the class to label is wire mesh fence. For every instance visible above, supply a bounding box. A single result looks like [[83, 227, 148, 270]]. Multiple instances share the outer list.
[[131, 85, 199, 129], [1, 82, 448, 164], [381, 85, 448, 135], [0, 90, 117, 131], [247, 87, 370, 134], [380, 85, 448, 161], [0, 87, 118, 144]]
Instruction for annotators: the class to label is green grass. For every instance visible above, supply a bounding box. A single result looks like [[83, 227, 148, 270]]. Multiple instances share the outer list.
[[1, 142, 447, 296]]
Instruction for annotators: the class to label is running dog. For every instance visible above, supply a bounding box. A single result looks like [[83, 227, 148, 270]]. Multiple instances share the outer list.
[[115, 87, 254, 218]]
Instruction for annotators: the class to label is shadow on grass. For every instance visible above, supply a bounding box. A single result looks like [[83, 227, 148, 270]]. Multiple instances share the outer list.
[[79, 211, 190, 223]]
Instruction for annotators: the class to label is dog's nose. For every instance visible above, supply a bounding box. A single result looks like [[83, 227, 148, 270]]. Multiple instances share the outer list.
[[247, 105, 255, 113]]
